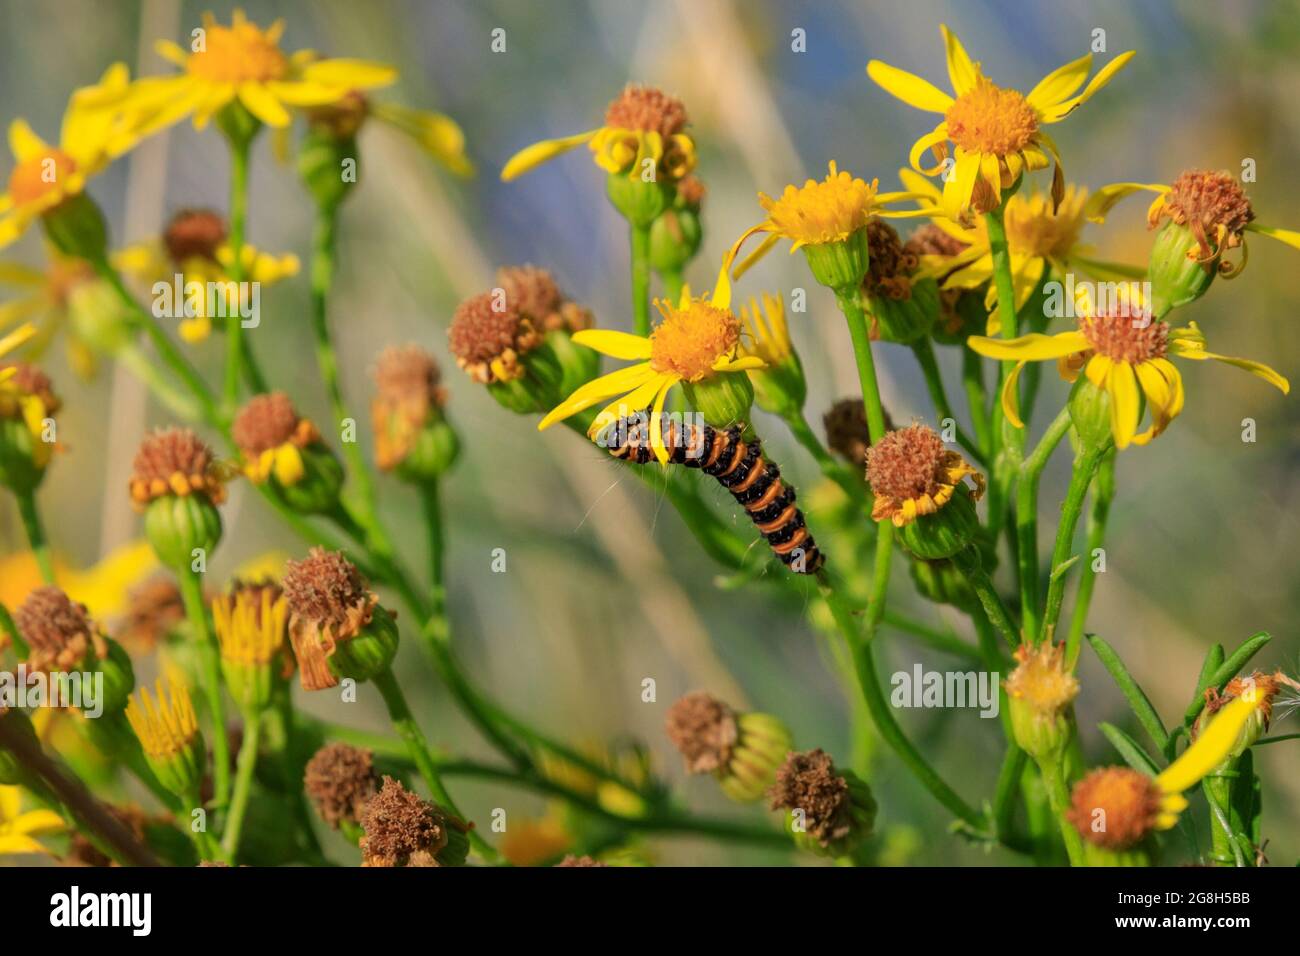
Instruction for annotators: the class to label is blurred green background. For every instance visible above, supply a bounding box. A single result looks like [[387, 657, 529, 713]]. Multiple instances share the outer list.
[[1, 0, 1296, 865]]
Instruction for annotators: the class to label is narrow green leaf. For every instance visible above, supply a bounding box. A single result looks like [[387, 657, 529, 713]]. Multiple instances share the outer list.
[[1088, 634, 1168, 750], [1183, 631, 1271, 726], [1196, 643, 1225, 695], [1050, 554, 1081, 582], [1098, 722, 1160, 774]]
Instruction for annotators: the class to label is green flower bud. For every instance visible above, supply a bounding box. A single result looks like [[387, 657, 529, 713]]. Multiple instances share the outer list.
[[395, 420, 460, 484], [897, 489, 980, 560], [130, 429, 226, 569], [683, 373, 754, 431], [859, 220, 935, 344], [606, 171, 671, 227], [1067, 376, 1119, 456], [649, 205, 703, 273], [1004, 641, 1079, 761], [801, 227, 871, 291], [126, 677, 207, 800], [328, 605, 400, 685], [68, 278, 136, 357], [737, 291, 806, 418], [143, 494, 223, 569], [1148, 220, 1213, 316], [41, 193, 108, 262], [91, 637, 136, 717], [297, 127, 357, 213], [865, 276, 938, 344], [0, 415, 49, 495], [664, 693, 793, 803], [213, 583, 289, 715]]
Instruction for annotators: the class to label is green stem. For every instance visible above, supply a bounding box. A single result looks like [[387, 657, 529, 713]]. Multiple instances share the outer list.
[[836, 289, 887, 441], [1203, 775, 1245, 866], [224, 134, 252, 410], [310, 202, 395, 560], [219, 708, 261, 862], [1015, 406, 1073, 637], [823, 589, 983, 828], [659, 266, 684, 304], [784, 409, 862, 499], [983, 200, 1026, 536], [630, 223, 652, 336], [118, 345, 203, 420], [16, 490, 56, 584], [177, 567, 230, 807], [961, 345, 991, 454], [1041, 445, 1108, 643], [953, 546, 1020, 648], [372, 666, 497, 862], [912, 338, 986, 467], [1065, 449, 1115, 668], [1036, 755, 1085, 866]]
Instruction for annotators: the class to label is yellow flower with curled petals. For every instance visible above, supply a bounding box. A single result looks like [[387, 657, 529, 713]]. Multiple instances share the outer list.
[[0, 786, 64, 857], [968, 302, 1289, 449], [899, 169, 1143, 332], [0, 64, 138, 248], [867, 24, 1133, 217], [502, 84, 695, 183], [537, 264, 762, 465], [1085, 170, 1300, 273], [122, 9, 396, 135], [727, 162, 929, 280]]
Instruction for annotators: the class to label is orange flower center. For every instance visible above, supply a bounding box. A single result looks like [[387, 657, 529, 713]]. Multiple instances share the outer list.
[[760, 162, 878, 246], [1078, 310, 1169, 364], [8, 149, 77, 206], [187, 21, 288, 83], [945, 78, 1038, 156], [649, 299, 739, 382]]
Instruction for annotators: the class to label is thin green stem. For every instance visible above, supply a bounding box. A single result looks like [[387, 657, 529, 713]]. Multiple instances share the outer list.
[[630, 223, 652, 336], [1037, 755, 1085, 866], [953, 545, 1020, 648], [1203, 776, 1245, 867], [219, 708, 261, 862], [1015, 406, 1073, 637], [912, 338, 986, 467], [984, 200, 1026, 536], [118, 345, 203, 420], [822, 589, 983, 828], [372, 666, 498, 862], [177, 567, 230, 807], [659, 266, 684, 304], [836, 289, 887, 441], [310, 203, 395, 560], [1041, 445, 1108, 643], [784, 409, 862, 500], [1065, 449, 1115, 668], [16, 490, 56, 584], [224, 134, 253, 410], [961, 345, 991, 455]]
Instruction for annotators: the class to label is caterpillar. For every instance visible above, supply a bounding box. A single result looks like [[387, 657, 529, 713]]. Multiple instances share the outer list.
[[603, 416, 825, 574]]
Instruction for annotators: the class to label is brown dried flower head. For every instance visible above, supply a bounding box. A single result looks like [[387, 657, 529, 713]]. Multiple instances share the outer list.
[[823, 398, 893, 468], [117, 575, 186, 651], [1004, 640, 1079, 717], [768, 748, 853, 847], [862, 218, 919, 302], [665, 692, 739, 774], [676, 174, 706, 209], [1152, 170, 1254, 266], [232, 392, 318, 457], [359, 776, 448, 867], [495, 264, 593, 335], [604, 84, 688, 138], [904, 223, 968, 260], [304, 742, 379, 829], [554, 854, 607, 867], [1067, 766, 1162, 850], [371, 345, 448, 471], [163, 209, 227, 265], [867, 424, 984, 527], [16, 585, 108, 673], [129, 427, 226, 506], [282, 548, 377, 691], [447, 292, 542, 384], [0, 362, 60, 417]]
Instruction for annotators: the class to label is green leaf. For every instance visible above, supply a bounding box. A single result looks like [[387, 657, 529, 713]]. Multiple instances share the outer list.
[[1196, 643, 1224, 696], [1098, 722, 1161, 774], [1087, 634, 1168, 750], [1183, 631, 1271, 726], [1049, 554, 1081, 582]]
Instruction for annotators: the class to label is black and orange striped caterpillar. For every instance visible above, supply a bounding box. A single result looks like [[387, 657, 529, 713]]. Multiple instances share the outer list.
[[602, 416, 825, 574]]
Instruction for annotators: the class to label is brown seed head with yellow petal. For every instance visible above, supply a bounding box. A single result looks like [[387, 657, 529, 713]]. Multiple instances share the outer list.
[[495, 265, 593, 335], [129, 427, 226, 507], [15, 585, 108, 673], [604, 84, 688, 138], [0, 362, 60, 418], [163, 209, 227, 265], [1078, 307, 1168, 365], [282, 548, 378, 691], [447, 292, 542, 384], [232, 392, 318, 457], [867, 424, 984, 526], [768, 748, 853, 848], [1153, 170, 1255, 264], [1067, 766, 1162, 850]]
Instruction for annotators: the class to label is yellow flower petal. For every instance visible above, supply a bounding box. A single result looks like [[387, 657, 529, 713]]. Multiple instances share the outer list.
[[7, 120, 48, 163], [943, 149, 980, 217], [571, 329, 652, 360], [0, 786, 18, 822], [908, 125, 951, 177], [1038, 50, 1135, 123], [965, 330, 1089, 361], [649, 376, 673, 466], [0, 322, 37, 358], [537, 363, 657, 430], [1169, 329, 1291, 394], [371, 102, 473, 176], [1107, 360, 1140, 449], [237, 82, 291, 127], [866, 60, 955, 113], [0, 834, 53, 856], [11, 808, 64, 837], [999, 360, 1028, 429], [299, 58, 398, 90], [589, 371, 674, 437], [501, 129, 599, 181], [273, 444, 306, 486], [940, 24, 980, 96], [1156, 694, 1259, 796], [1026, 52, 1093, 110], [1083, 182, 1168, 223], [1246, 223, 1300, 251]]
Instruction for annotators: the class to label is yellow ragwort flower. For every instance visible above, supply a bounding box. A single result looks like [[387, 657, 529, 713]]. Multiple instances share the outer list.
[[727, 161, 926, 278], [1085, 170, 1300, 271], [125, 677, 199, 762], [501, 84, 695, 182], [867, 24, 1133, 217], [212, 584, 288, 668], [968, 303, 1289, 449], [738, 292, 792, 366], [899, 169, 1142, 331], [124, 9, 396, 133], [0, 248, 104, 377], [536, 264, 763, 464], [0, 64, 138, 248], [0, 786, 64, 857]]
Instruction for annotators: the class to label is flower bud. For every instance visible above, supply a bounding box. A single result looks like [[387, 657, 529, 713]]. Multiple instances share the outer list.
[[68, 278, 136, 357], [1066, 766, 1161, 861], [1067, 376, 1117, 456], [212, 581, 290, 714], [129, 428, 225, 568], [233, 393, 342, 515], [371, 345, 461, 481], [304, 742, 378, 839], [297, 126, 356, 212], [648, 176, 705, 273], [1003, 641, 1079, 761], [738, 292, 806, 419], [283, 549, 398, 690], [1193, 670, 1298, 762], [41, 193, 108, 261], [0, 362, 60, 494], [125, 677, 206, 799], [606, 171, 671, 227], [859, 219, 935, 344], [802, 225, 871, 291], [768, 748, 875, 858], [664, 692, 792, 803], [682, 368, 755, 430]]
